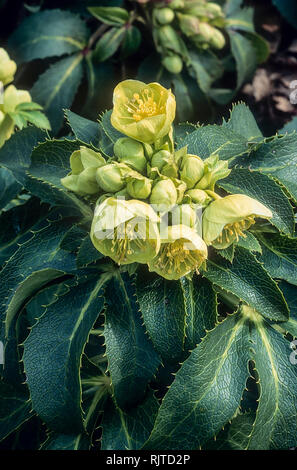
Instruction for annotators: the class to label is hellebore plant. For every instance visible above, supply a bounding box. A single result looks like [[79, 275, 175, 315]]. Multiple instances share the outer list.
[[0, 79, 297, 452]]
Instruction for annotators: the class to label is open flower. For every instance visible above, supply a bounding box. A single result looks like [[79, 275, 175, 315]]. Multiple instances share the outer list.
[[203, 194, 273, 249], [90, 197, 160, 265], [111, 80, 176, 144], [148, 224, 207, 280], [0, 48, 17, 86]]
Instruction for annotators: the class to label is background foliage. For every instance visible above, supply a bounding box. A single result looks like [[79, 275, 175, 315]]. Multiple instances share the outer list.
[[0, 0, 297, 452]]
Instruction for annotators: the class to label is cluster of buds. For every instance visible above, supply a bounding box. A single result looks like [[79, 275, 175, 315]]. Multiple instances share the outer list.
[[62, 79, 273, 280], [151, 0, 226, 74]]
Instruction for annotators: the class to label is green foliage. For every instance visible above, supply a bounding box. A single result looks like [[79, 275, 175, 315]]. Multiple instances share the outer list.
[[5, 1, 268, 130], [0, 97, 297, 452]]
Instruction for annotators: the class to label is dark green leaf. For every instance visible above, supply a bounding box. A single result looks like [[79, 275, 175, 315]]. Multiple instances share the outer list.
[[102, 392, 159, 450], [238, 133, 297, 204], [41, 432, 90, 450], [257, 233, 297, 287], [181, 276, 217, 351], [0, 197, 48, 266], [0, 127, 46, 185], [204, 247, 289, 322], [223, 102, 262, 140], [0, 210, 76, 384], [272, 0, 297, 30], [76, 235, 103, 268], [9, 9, 88, 62], [247, 322, 297, 449], [104, 273, 160, 409], [143, 313, 250, 450], [178, 125, 247, 161], [0, 381, 32, 442], [0, 168, 22, 212], [88, 6, 129, 26], [136, 270, 187, 364], [65, 110, 100, 147], [228, 30, 257, 89], [23, 274, 107, 433], [121, 25, 141, 58], [278, 282, 297, 338], [188, 49, 223, 95], [31, 54, 84, 134], [93, 27, 126, 62]]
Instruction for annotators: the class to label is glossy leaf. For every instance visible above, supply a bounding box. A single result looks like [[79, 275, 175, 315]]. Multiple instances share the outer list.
[[104, 273, 160, 409], [143, 313, 250, 450], [23, 274, 107, 433], [203, 247, 289, 322], [9, 9, 88, 62]]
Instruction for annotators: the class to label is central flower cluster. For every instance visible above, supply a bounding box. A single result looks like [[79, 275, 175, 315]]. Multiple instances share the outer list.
[[61, 79, 273, 280]]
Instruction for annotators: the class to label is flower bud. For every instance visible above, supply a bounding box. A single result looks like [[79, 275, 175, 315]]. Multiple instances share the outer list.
[[184, 189, 212, 207], [127, 174, 152, 199], [203, 194, 273, 249], [91, 197, 160, 265], [169, 0, 185, 9], [96, 163, 127, 193], [150, 178, 178, 211], [177, 13, 200, 36], [151, 149, 171, 172], [209, 28, 225, 49], [172, 177, 187, 204], [195, 154, 230, 190], [154, 7, 175, 25], [157, 25, 185, 56], [111, 80, 176, 144], [0, 48, 17, 86], [180, 154, 204, 189], [171, 204, 197, 228], [76, 167, 100, 195], [61, 146, 105, 195], [148, 224, 207, 280], [206, 3, 224, 18], [70, 146, 105, 174], [162, 55, 183, 74], [114, 137, 147, 173], [197, 22, 213, 42]]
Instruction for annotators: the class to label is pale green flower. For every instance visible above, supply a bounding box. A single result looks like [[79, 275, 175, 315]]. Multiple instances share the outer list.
[[148, 224, 207, 280], [0, 48, 17, 86], [0, 85, 31, 148], [90, 197, 160, 265], [203, 194, 273, 249], [111, 79, 176, 144]]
